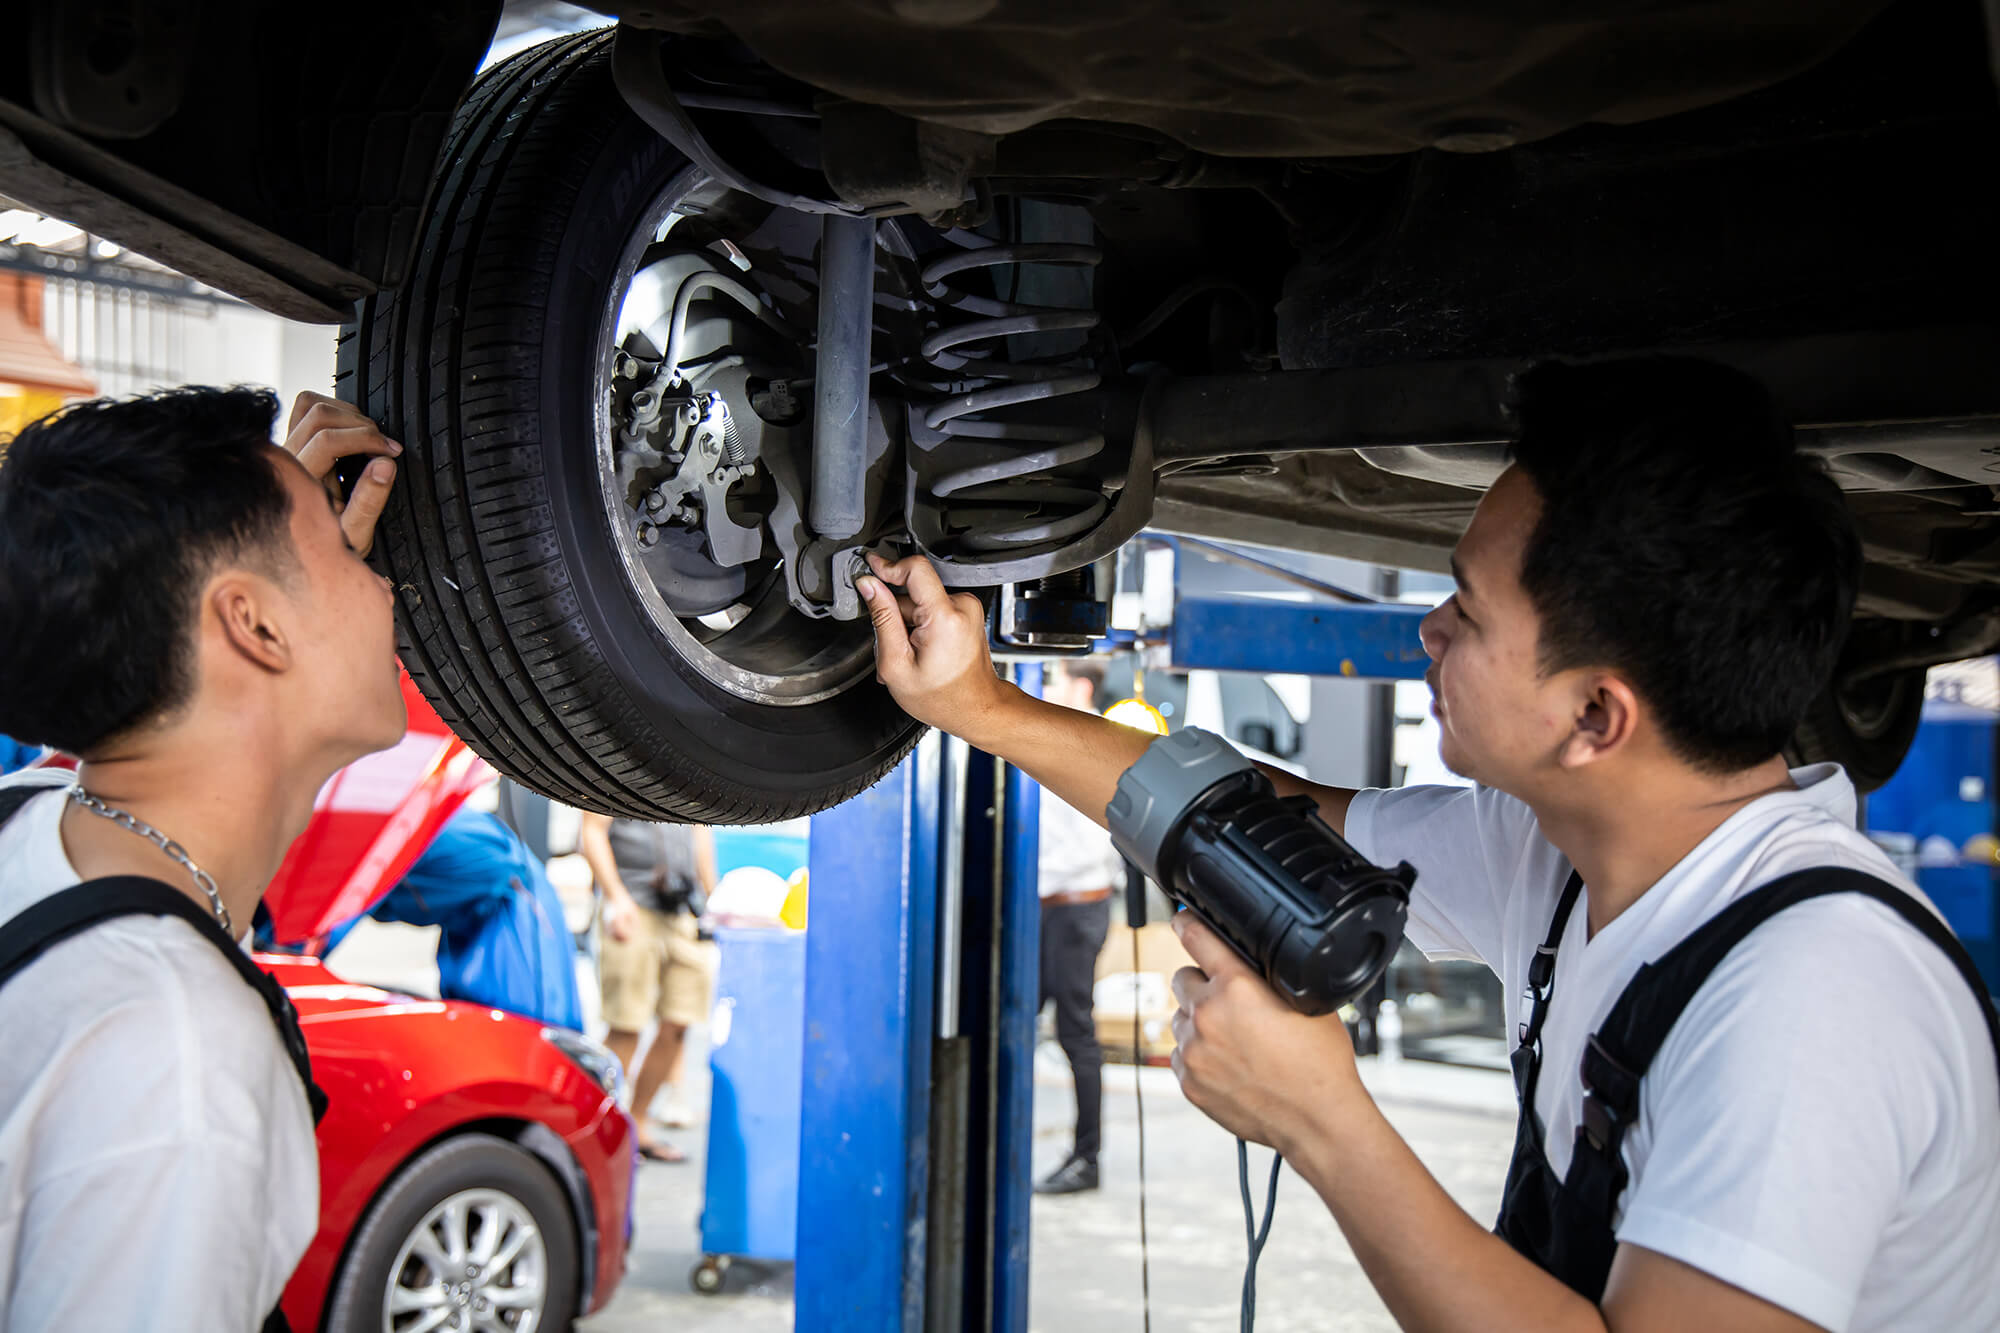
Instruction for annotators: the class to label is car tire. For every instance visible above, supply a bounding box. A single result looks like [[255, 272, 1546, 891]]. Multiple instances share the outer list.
[[338, 28, 923, 822], [1785, 666, 1926, 793], [323, 1132, 581, 1333]]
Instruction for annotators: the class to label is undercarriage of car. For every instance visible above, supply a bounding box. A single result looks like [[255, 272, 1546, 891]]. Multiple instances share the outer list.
[[3, 0, 1997, 811]]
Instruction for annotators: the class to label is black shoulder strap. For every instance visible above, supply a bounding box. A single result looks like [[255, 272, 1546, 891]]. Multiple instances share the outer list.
[[0, 875, 328, 1125], [1512, 869, 1586, 1108], [0, 781, 56, 827], [1581, 867, 2000, 1139]]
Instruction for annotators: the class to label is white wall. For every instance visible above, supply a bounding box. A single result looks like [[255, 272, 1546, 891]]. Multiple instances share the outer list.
[[42, 279, 339, 429]]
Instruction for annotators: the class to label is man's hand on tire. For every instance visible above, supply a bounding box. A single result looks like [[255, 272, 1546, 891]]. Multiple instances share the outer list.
[[283, 391, 402, 558], [857, 553, 1015, 745]]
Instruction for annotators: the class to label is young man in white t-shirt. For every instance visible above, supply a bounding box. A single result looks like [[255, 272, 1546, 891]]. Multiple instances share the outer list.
[[853, 357, 2000, 1332], [0, 387, 404, 1332]]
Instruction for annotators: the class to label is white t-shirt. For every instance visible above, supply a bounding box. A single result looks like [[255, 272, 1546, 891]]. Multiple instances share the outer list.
[[1347, 765, 2000, 1333], [1038, 786, 1126, 899], [0, 771, 318, 1332]]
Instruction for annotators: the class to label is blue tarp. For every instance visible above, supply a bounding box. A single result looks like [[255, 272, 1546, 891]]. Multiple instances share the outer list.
[[365, 809, 583, 1030], [0, 736, 43, 775]]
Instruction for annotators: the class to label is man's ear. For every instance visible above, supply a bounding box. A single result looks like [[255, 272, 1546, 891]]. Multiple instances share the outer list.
[[207, 573, 293, 675], [1558, 672, 1640, 770]]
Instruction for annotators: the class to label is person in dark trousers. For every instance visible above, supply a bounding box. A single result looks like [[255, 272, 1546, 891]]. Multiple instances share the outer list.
[[1034, 659, 1126, 1195], [0, 388, 402, 1332], [856, 358, 2000, 1332], [579, 811, 719, 1163]]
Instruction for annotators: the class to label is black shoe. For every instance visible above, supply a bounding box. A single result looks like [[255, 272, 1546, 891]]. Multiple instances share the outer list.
[[1034, 1156, 1099, 1195]]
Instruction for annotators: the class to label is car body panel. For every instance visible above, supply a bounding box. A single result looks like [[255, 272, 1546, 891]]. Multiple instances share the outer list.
[[264, 953, 636, 1329], [249, 671, 629, 1330]]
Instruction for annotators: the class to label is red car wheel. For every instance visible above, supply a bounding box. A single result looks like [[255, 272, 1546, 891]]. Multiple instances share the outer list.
[[322, 1133, 580, 1333]]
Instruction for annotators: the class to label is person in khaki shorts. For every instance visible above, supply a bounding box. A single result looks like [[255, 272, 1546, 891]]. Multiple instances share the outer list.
[[579, 813, 719, 1163]]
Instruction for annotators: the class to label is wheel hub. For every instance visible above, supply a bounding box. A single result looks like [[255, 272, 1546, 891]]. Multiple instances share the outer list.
[[592, 177, 879, 707], [612, 356, 766, 580], [384, 1188, 547, 1333]]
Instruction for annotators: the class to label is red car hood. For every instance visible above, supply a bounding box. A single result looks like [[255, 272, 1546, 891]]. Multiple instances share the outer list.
[[260, 671, 493, 946], [257, 953, 445, 1021]]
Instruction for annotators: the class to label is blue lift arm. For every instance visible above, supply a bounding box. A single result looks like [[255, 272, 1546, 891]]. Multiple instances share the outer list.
[[1169, 597, 1431, 680]]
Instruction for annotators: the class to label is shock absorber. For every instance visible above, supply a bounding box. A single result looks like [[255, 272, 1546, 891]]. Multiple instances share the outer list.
[[915, 241, 1110, 563]]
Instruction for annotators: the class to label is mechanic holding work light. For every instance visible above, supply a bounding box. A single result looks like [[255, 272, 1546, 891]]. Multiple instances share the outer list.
[[856, 358, 2000, 1333]]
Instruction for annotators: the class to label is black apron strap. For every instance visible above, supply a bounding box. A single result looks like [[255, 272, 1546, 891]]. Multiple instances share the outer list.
[[0, 781, 56, 825], [1512, 869, 1586, 1109], [0, 875, 329, 1125], [1580, 866, 2000, 1153], [1509, 863, 2000, 1304], [0, 788, 317, 1330]]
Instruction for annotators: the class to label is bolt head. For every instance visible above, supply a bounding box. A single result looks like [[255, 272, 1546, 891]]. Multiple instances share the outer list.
[[644, 490, 667, 514], [636, 522, 661, 549]]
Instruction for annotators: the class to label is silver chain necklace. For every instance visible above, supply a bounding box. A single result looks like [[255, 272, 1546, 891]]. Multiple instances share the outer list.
[[68, 788, 232, 934]]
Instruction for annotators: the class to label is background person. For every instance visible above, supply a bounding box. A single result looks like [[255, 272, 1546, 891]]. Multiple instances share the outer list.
[[580, 811, 719, 1163], [1035, 659, 1126, 1196]]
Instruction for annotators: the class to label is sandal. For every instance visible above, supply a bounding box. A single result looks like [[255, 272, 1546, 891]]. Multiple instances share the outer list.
[[639, 1140, 687, 1164]]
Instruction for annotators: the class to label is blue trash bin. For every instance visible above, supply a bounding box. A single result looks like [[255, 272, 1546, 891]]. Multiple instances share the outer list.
[[694, 927, 804, 1293]]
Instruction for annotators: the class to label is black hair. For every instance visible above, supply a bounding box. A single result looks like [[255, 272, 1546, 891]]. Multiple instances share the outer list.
[[1506, 357, 1859, 774], [1053, 657, 1107, 701], [0, 386, 291, 754]]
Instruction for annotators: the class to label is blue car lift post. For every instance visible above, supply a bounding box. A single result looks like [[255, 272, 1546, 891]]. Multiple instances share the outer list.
[[793, 536, 1429, 1330], [799, 664, 1044, 1332]]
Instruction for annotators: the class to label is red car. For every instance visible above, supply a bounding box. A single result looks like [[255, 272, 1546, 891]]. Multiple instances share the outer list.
[[258, 675, 635, 1332], [269, 955, 634, 1332]]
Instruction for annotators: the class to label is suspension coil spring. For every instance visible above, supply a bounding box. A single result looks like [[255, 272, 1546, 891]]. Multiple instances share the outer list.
[[918, 242, 1108, 556]]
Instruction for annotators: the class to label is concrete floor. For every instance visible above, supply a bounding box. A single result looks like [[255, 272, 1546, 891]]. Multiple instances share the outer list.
[[578, 1048, 1516, 1333], [325, 920, 1519, 1332]]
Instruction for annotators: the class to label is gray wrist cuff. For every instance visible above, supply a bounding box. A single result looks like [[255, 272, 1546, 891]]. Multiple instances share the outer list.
[[1104, 728, 1253, 880]]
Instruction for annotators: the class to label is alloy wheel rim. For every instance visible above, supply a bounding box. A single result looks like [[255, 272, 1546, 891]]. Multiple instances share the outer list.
[[382, 1188, 548, 1333], [591, 166, 877, 707]]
